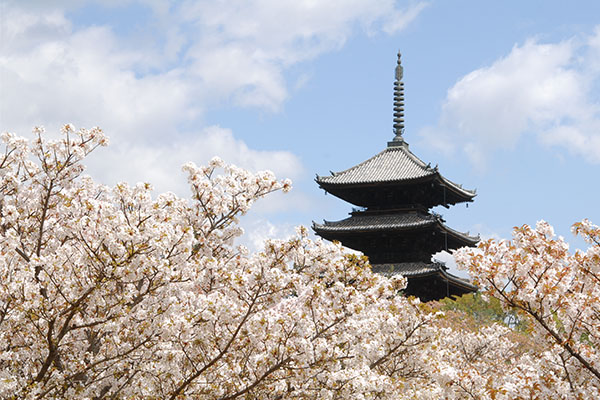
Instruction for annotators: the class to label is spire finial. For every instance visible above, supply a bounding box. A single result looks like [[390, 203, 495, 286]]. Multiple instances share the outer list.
[[390, 50, 406, 146], [395, 51, 403, 81]]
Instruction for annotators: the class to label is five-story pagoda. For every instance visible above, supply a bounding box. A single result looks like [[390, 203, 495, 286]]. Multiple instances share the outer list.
[[313, 52, 478, 302]]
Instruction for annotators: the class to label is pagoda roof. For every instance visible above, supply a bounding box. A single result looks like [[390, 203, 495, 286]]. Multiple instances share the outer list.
[[372, 261, 443, 277], [316, 141, 475, 201], [313, 211, 479, 245], [372, 261, 477, 295]]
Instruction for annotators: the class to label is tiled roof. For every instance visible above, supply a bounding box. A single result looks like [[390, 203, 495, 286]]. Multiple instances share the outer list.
[[316, 142, 475, 199], [313, 212, 435, 232], [372, 262, 477, 291], [313, 212, 479, 244], [317, 145, 433, 185], [372, 262, 442, 277]]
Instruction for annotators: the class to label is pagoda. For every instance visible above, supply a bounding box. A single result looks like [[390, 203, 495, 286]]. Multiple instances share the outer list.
[[313, 52, 478, 302]]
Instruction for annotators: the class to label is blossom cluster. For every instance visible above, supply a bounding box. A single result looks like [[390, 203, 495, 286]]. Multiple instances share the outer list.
[[0, 126, 437, 399], [455, 220, 600, 399], [2, 125, 599, 399]]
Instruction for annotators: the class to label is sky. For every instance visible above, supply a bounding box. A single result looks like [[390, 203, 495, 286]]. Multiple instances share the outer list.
[[1, 1, 600, 277]]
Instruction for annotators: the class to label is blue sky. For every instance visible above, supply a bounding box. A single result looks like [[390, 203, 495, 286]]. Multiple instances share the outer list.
[[2, 1, 600, 275]]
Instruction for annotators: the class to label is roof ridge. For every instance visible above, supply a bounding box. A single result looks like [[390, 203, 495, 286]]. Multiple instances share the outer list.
[[396, 142, 430, 169], [317, 147, 388, 180]]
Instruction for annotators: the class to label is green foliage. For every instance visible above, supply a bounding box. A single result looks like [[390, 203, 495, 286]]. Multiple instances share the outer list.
[[439, 292, 528, 331]]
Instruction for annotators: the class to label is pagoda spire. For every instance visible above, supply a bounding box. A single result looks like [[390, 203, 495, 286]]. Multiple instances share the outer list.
[[390, 51, 405, 146]]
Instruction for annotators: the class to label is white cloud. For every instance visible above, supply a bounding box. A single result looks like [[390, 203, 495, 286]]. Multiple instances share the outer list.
[[0, 21, 194, 142], [0, 0, 425, 225], [382, 1, 429, 34], [420, 29, 600, 167], [177, 0, 428, 110], [85, 125, 304, 195], [1, 0, 427, 136]]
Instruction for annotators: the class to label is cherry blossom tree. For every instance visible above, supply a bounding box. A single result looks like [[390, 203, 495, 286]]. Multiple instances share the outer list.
[[0, 125, 442, 399], [455, 220, 600, 399], [4, 125, 600, 399]]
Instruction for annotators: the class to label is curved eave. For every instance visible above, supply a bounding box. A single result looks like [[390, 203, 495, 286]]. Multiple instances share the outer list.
[[372, 262, 441, 277], [413, 269, 478, 294], [316, 172, 434, 189], [312, 215, 479, 247], [405, 266, 477, 293], [438, 269, 478, 293], [315, 145, 436, 186], [312, 213, 436, 234], [435, 220, 480, 247], [315, 168, 436, 188], [316, 170, 476, 207], [372, 262, 478, 294], [436, 173, 476, 202]]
